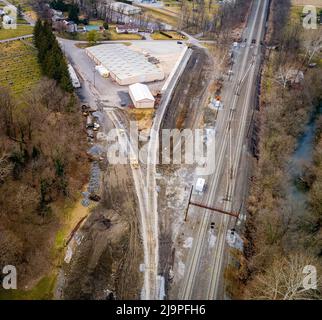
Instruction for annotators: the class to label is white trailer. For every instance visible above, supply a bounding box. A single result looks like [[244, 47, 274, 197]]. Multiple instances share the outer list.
[[195, 178, 206, 193], [95, 65, 109, 78], [68, 64, 81, 88]]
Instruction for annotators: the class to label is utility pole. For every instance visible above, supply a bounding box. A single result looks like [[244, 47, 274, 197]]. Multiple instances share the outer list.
[[184, 185, 239, 222]]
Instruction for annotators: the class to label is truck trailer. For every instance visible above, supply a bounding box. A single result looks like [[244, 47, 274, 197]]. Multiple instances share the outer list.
[[68, 64, 81, 88]]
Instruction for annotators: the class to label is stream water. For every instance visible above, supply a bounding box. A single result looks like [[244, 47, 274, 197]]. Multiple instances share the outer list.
[[288, 104, 322, 213]]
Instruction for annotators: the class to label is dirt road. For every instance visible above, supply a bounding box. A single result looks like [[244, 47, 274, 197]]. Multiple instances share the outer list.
[[62, 163, 143, 300]]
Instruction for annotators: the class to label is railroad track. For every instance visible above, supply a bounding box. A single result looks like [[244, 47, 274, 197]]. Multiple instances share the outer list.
[[179, 0, 269, 300]]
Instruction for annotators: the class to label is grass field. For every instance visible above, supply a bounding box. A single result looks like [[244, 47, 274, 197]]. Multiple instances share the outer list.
[[290, 5, 322, 25], [6, 0, 33, 12], [59, 27, 142, 41], [0, 39, 41, 96], [138, 5, 179, 27], [292, 0, 322, 6], [0, 25, 33, 40]]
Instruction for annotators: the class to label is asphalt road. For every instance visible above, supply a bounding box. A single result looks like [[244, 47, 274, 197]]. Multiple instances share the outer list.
[[179, 0, 269, 300]]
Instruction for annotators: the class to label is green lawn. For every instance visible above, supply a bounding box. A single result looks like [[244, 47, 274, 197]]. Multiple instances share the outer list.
[[0, 25, 33, 40], [0, 39, 41, 96], [17, 17, 29, 24], [59, 27, 142, 41], [0, 274, 56, 300], [139, 5, 179, 27]]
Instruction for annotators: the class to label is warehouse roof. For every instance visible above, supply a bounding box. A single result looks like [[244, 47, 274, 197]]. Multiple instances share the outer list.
[[129, 83, 155, 102], [86, 44, 164, 85], [109, 2, 141, 15]]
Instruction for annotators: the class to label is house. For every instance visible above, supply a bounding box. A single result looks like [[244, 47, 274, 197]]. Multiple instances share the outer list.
[[51, 9, 64, 22], [109, 2, 141, 15], [63, 20, 77, 33], [129, 83, 155, 108], [116, 23, 139, 34]]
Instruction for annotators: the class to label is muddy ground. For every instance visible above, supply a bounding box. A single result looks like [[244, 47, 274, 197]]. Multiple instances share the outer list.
[[61, 163, 143, 300], [162, 47, 215, 131]]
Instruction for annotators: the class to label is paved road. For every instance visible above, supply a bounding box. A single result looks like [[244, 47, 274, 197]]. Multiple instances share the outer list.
[[179, 0, 269, 300]]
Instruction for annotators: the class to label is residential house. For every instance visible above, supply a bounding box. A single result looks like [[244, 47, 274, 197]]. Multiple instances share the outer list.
[[116, 23, 139, 33]]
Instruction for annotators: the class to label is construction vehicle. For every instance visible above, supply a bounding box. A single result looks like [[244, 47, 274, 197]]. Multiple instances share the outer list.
[[130, 156, 139, 169], [195, 178, 206, 193]]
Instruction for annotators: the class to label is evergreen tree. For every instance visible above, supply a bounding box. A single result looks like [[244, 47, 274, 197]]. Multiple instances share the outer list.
[[68, 4, 79, 23], [33, 19, 73, 92]]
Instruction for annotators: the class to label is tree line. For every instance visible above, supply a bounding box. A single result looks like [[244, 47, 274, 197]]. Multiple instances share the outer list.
[[234, 0, 322, 299], [50, 0, 80, 23], [33, 19, 73, 92], [0, 79, 88, 285]]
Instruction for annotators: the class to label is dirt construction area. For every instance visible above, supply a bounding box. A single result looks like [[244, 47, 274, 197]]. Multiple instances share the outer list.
[[161, 47, 215, 130], [156, 46, 216, 295], [60, 163, 143, 300]]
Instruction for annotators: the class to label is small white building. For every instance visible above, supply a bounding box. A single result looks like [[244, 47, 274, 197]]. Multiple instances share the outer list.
[[129, 83, 155, 108], [63, 20, 77, 33], [109, 2, 141, 15]]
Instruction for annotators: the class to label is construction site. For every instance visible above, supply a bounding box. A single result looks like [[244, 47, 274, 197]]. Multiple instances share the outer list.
[[54, 0, 264, 298]]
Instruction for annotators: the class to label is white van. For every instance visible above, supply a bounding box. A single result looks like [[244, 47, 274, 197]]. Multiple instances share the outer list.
[[195, 178, 206, 193]]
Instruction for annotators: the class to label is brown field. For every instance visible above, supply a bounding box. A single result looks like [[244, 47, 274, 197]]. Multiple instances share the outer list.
[[292, 0, 322, 6]]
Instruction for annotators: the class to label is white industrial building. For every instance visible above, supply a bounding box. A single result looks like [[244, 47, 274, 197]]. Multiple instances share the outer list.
[[108, 1, 141, 15], [129, 83, 155, 108], [85, 44, 164, 85]]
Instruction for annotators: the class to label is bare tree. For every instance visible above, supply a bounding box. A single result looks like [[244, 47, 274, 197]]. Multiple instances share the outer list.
[[246, 253, 321, 300]]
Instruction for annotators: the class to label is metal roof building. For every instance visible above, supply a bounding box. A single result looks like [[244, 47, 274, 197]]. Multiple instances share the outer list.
[[129, 83, 155, 108], [108, 2, 141, 15], [85, 44, 164, 85]]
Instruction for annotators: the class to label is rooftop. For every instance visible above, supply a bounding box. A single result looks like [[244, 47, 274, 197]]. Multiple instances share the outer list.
[[86, 44, 164, 85], [129, 83, 155, 102]]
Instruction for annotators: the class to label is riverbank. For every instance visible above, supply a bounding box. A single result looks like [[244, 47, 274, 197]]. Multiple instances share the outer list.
[[236, 0, 322, 299]]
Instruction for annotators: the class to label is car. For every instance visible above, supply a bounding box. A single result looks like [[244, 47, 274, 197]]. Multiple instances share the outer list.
[[89, 194, 101, 202], [87, 131, 94, 139], [252, 39, 256, 44], [210, 222, 215, 229], [177, 41, 183, 44], [93, 123, 100, 131]]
